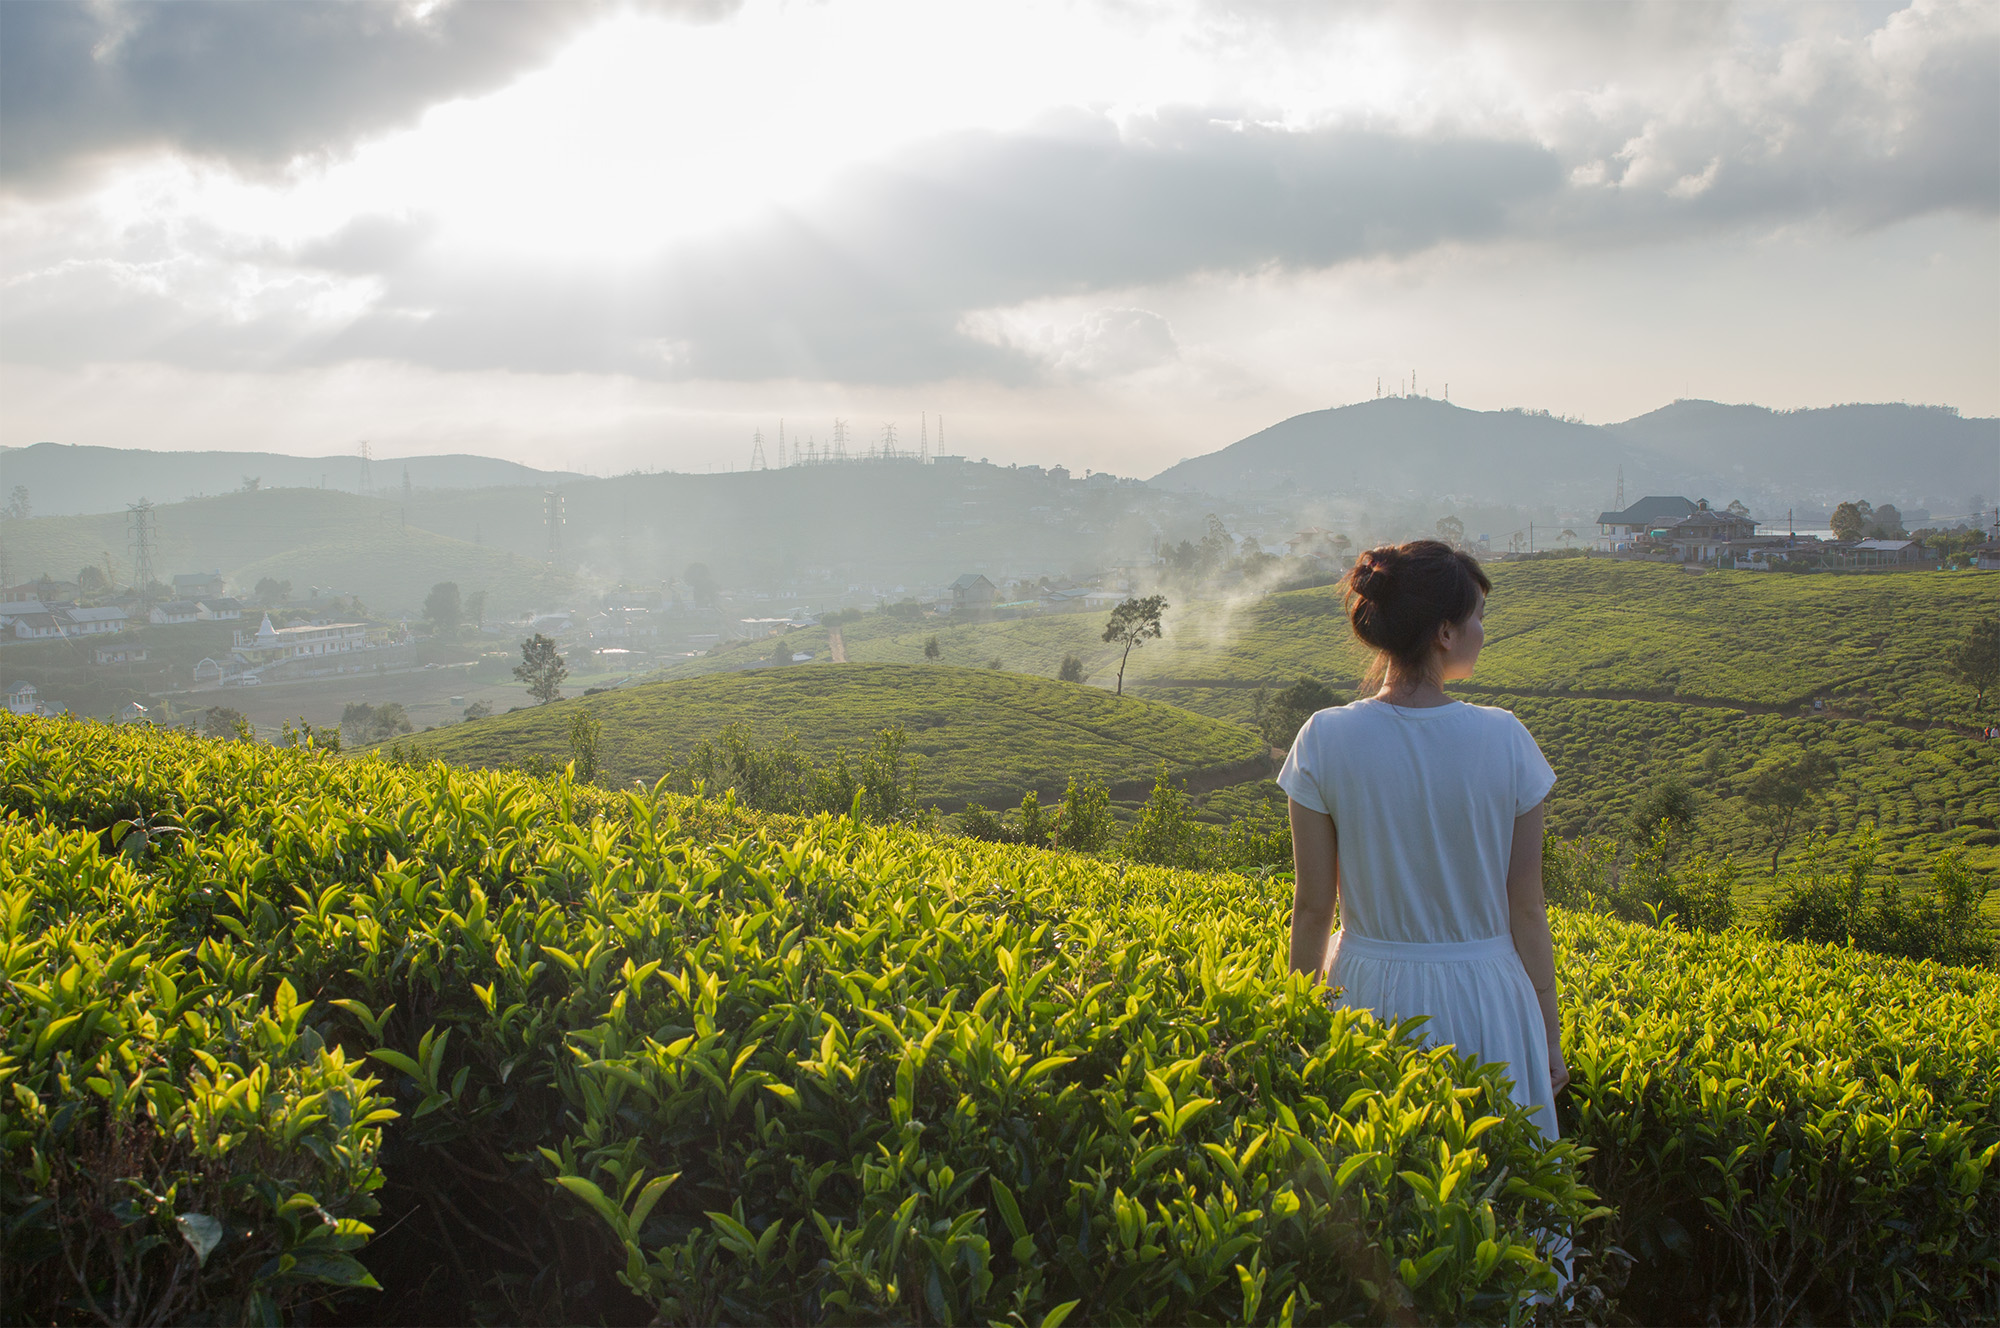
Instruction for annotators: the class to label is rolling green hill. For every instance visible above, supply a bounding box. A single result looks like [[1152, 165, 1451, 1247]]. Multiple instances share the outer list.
[[397, 663, 1269, 808], [664, 564, 2000, 877]]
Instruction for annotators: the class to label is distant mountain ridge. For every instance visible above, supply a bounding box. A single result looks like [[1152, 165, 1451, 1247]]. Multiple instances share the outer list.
[[0, 441, 584, 517], [1149, 398, 1997, 513]]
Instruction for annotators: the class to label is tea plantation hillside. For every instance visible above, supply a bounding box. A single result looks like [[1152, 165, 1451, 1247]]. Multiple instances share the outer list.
[[6, 717, 1998, 1325], [397, 663, 1270, 809], [704, 563, 1998, 727], [674, 565, 2000, 876]]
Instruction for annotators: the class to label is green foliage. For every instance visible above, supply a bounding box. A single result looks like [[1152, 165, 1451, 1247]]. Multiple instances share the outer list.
[[1743, 747, 1838, 871], [1259, 675, 1336, 750], [3, 715, 1605, 1324], [202, 707, 249, 741], [1949, 614, 1999, 710], [1626, 773, 1698, 844], [1057, 653, 1085, 683], [514, 633, 568, 705], [1053, 774, 1115, 853], [281, 717, 343, 753], [567, 708, 602, 784], [340, 702, 413, 744], [6, 718, 1999, 1323], [1559, 908, 2000, 1324], [1541, 829, 1736, 933], [395, 665, 1266, 813], [923, 635, 942, 661], [659, 722, 919, 824], [1764, 828, 1997, 966], [1125, 766, 1204, 868]]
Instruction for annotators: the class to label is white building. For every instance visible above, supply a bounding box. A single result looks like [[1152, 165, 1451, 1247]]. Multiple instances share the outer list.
[[10, 613, 64, 640], [232, 614, 368, 665], [6, 682, 39, 715], [150, 601, 204, 625], [64, 606, 128, 635], [202, 597, 246, 622], [95, 644, 148, 665]]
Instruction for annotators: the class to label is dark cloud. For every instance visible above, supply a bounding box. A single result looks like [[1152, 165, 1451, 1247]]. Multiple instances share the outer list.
[[0, 0, 733, 186], [314, 114, 1564, 381]]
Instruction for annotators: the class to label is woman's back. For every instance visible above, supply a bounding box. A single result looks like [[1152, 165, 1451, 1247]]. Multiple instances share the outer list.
[[1280, 697, 1554, 944]]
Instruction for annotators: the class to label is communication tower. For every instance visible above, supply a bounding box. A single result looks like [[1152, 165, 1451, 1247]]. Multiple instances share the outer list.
[[360, 440, 372, 495], [777, 420, 787, 469], [127, 499, 158, 606], [920, 412, 929, 463], [1615, 466, 1625, 511], [832, 419, 849, 461], [542, 491, 565, 561], [937, 416, 944, 455]]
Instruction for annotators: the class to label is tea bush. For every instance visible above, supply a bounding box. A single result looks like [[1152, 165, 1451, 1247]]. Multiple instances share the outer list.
[[4, 715, 1996, 1325]]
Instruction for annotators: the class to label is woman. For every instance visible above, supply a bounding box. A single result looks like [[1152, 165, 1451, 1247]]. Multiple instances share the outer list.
[[1279, 539, 1567, 1137]]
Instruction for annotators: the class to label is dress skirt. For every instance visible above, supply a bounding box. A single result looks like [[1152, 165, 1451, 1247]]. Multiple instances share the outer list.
[[1327, 931, 1559, 1140]]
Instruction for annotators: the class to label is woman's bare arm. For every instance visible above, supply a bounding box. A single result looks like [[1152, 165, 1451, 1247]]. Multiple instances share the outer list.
[[1288, 799, 1339, 979], [1505, 801, 1567, 1093]]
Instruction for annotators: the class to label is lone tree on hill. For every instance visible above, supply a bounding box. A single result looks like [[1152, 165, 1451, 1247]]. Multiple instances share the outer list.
[[514, 633, 568, 705], [1102, 594, 1168, 696], [1948, 614, 1998, 712], [1435, 515, 1465, 547], [1057, 653, 1086, 683], [923, 636, 942, 662], [1743, 748, 1837, 872]]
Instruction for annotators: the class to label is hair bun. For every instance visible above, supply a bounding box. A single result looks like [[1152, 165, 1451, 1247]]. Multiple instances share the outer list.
[[1350, 550, 1395, 600]]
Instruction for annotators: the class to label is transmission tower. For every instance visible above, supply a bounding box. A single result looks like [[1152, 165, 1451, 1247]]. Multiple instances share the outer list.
[[127, 499, 158, 606], [777, 420, 787, 469], [832, 419, 849, 461], [542, 491, 565, 561], [881, 423, 898, 459], [360, 440, 372, 495], [750, 429, 767, 470], [920, 412, 929, 463], [1615, 465, 1625, 511], [937, 416, 944, 455]]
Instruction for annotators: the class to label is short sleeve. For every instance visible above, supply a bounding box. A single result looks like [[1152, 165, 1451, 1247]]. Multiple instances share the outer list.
[[1511, 715, 1556, 816], [1276, 713, 1330, 816]]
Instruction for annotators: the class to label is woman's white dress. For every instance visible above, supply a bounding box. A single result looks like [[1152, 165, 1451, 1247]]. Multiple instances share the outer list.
[[1278, 697, 1560, 1137]]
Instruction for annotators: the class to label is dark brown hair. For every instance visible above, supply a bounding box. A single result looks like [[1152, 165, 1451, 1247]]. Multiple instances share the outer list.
[[1341, 539, 1491, 686]]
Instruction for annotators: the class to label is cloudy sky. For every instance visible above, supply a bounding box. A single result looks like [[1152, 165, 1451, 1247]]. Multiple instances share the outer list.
[[1, 0, 1994, 477]]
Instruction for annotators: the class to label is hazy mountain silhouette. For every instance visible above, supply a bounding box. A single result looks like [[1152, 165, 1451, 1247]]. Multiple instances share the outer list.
[[0, 441, 583, 517], [1149, 397, 1997, 512], [1604, 401, 1995, 507]]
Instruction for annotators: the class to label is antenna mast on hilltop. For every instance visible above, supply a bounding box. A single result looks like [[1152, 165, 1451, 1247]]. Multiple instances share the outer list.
[[359, 440, 372, 495], [542, 491, 564, 561], [127, 499, 158, 606], [1615, 466, 1625, 510], [750, 429, 767, 470], [777, 420, 787, 469], [937, 416, 944, 455]]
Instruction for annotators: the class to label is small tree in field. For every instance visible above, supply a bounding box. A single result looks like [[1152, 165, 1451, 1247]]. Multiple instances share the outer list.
[[923, 636, 942, 662], [1743, 748, 1837, 873], [514, 633, 568, 704], [1101, 595, 1168, 696], [1947, 615, 1998, 713], [1057, 653, 1086, 683]]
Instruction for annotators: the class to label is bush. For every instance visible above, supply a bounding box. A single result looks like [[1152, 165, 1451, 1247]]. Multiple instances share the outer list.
[[1057, 653, 1085, 683], [1124, 766, 1203, 867], [6, 716, 1995, 1326], [1765, 827, 1996, 966], [1052, 774, 1114, 853]]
